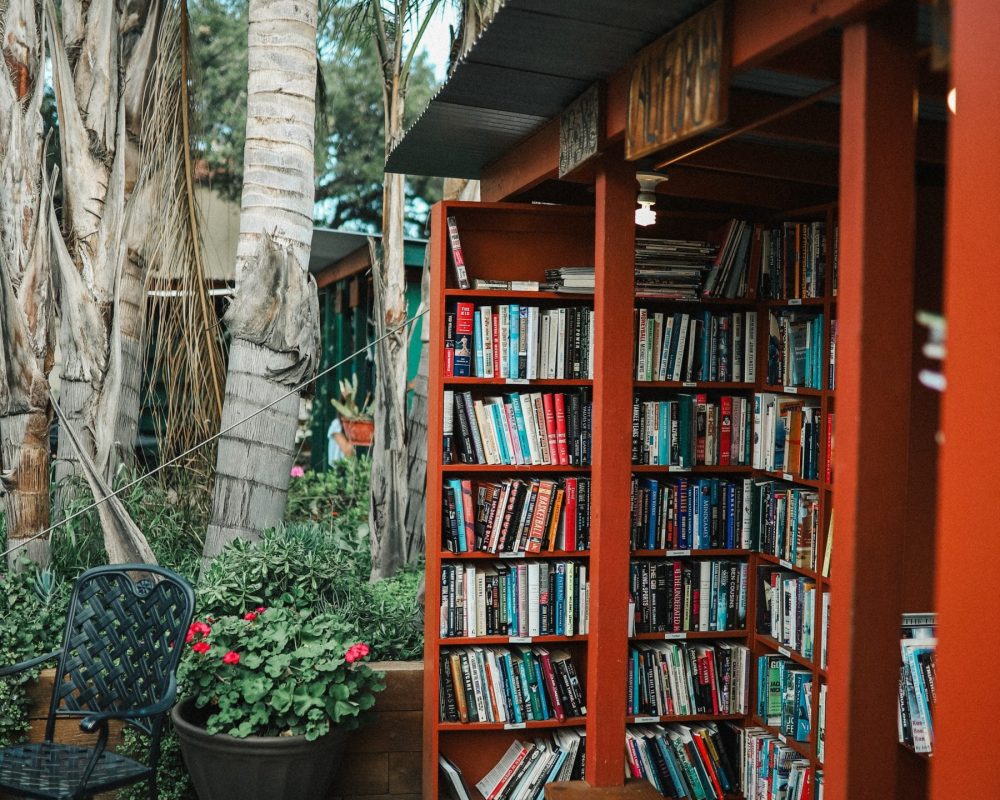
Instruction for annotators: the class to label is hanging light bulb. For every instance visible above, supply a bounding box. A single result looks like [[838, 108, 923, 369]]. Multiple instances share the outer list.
[[635, 171, 668, 227], [947, 87, 957, 115]]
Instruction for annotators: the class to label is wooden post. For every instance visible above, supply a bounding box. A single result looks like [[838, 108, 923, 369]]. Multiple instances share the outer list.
[[932, 2, 1000, 799], [827, 6, 916, 800], [585, 146, 635, 787]]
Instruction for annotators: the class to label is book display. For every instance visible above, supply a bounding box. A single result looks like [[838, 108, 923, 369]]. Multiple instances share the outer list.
[[426, 201, 838, 799]]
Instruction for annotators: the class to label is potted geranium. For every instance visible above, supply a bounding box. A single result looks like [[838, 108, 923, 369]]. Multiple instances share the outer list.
[[331, 374, 375, 447], [171, 606, 384, 800]]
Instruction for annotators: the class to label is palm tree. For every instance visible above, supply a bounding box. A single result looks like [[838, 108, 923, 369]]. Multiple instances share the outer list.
[[201, 0, 320, 567]]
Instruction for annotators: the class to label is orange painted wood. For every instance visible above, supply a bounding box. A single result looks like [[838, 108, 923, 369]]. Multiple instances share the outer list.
[[583, 148, 635, 788], [932, 2, 1000, 799], [826, 7, 916, 800]]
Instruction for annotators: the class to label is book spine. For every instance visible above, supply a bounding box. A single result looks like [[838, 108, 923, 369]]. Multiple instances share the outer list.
[[453, 302, 475, 377]]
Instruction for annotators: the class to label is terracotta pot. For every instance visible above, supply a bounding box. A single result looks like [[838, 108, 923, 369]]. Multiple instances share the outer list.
[[341, 417, 374, 447], [171, 698, 348, 800]]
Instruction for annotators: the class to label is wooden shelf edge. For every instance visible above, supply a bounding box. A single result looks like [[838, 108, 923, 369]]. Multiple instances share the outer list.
[[442, 464, 592, 473], [755, 632, 817, 671], [756, 552, 822, 582], [632, 548, 750, 558], [437, 716, 588, 732], [749, 715, 815, 762], [630, 629, 749, 641], [632, 464, 753, 474], [441, 550, 591, 560], [440, 634, 589, 646], [627, 712, 746, 724]]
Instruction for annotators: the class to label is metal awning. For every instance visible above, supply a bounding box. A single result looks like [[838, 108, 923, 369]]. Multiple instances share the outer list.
[[385, 0, 715, 179]]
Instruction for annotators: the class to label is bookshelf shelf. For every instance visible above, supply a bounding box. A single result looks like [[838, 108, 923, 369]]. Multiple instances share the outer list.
[[633, 380, 755, 391], [441, 634, 589, 646], [762, 298, 827, 308], [761, 384, 825, 398], [756, 552, 823, 582], [631, 464, 754, 475], [443, 377, 594, 387], [441, 464, 591, 474], [626, 713, 745, 725], [634, 295, 755, 307], [436, 717, 588, 732], [758, 469, 823, 489], [630, 630, 749, 641], [750, 716, 814, 760], [631, 548, 749, 558], [755, 633, 816, 672], [441, 550, 591, 561], [444, 288, 593, 301]]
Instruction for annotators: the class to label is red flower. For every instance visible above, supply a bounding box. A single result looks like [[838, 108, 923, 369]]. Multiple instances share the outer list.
[[345, 642, 371, 664], [185, 629, 195, 643], [189, 621, 211, 637], [243, 611, 258, 621], [192, 641, 210, 655], [222, 651, 241, 665], [255, 606, 267, 614]]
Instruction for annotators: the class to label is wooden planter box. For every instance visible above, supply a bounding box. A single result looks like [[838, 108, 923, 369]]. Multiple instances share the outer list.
[[20, 662, 424, 800]]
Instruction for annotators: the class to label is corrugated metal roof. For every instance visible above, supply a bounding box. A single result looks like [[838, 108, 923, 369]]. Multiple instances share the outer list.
[[386, 0, 715, 179]]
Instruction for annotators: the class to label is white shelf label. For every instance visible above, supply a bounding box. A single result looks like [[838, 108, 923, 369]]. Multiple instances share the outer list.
[[778, 646, 791, 658], [682, 381, 697, 388], [666, 550, 692, 557], [509, 636, 532, 644], [668, 465, 684, 473], [788, 299, 803, 306], [778, 733, 788, 743], [499, 552, 525, 559], [664, 632, 687, 640], [504, 722, 527, 730], [779, 559, 793, 570], [783, 386, 798, 394], [634, 715, 660, 723], [506, 378, 529, 385], [782, 473, 794, 482]]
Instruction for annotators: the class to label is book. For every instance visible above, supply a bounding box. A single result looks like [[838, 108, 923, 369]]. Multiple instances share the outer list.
[[629, 559, 747, 634], [439, 754, 472, 800], [447, 216, 471, 289]]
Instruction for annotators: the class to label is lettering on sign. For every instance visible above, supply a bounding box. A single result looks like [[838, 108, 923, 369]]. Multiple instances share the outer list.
[[559, 84, 602, 177], [626, 0, 729, 160]]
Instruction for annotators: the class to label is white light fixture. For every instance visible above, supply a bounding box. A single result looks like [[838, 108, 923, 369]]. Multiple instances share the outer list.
[[635, 171, 668, 227], [947, 87, 957, 115]]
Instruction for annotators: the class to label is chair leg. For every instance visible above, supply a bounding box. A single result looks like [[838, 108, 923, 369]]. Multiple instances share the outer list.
[[149, 773, 158, 800]]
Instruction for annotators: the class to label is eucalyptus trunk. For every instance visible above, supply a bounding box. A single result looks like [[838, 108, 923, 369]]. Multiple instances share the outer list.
[[202, 0, 320, 569], [0, 0, 55, 567], [369, 74, 409, 582]]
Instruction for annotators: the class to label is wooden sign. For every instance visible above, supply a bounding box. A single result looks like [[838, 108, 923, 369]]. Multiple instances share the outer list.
[[559, 84, 601, 178], [626, 0, 729, 161]]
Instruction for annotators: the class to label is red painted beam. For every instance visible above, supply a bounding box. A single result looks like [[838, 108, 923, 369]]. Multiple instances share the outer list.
[[826, 5, 917, 800], [932, 2, 1000, 799]]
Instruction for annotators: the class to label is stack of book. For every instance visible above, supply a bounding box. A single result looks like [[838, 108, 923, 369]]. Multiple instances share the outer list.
[[446, 389, 591, 466], [442, 476, 591, 554], [758, 221, 827, 300], [439, 561, 589, 639], [440, 646, 587, 724], [897, 612, 936, 754], [737, 726, 814, 800], [630, 476, 753, 551], [629, 559, 748, 634], [626, 722, 740, 799], [766, 311, 826, 389], [445, 302, 594, 380], [748, 482, 819, 570], [627, 642, 750, 717], [543, 266, 595, 294], [758, 569, 817, 659], [471, 731, 586, 800], [633, 309, 758, 384], [701, 220, 755, 299], [752, 393, 823, 480], [632, 394, 753, 469], [634, 237, 718, 299], [757, 654, 813, 743]]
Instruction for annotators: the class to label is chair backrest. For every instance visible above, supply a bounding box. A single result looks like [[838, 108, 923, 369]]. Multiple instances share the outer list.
[[47, 564, 195, 737]]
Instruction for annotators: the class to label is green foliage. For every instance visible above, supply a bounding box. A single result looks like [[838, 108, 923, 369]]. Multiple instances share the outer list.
[[286, 455, 372, 529], [0, 560, 71, 747], [117, 722, 194, 800], [179, 607, 385, 740]]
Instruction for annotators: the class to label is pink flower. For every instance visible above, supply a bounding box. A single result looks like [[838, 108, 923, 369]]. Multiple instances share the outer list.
[[243, 611, 258, 621], [345, 642, 371, 664], [255, 606, 267, 614], [290, 466, 305, 478], [222, 651, 241, 665], [192, 641, 210, 655]]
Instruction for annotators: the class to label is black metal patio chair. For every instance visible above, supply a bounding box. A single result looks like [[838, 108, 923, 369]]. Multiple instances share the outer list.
[[0, 564, 195, 800]]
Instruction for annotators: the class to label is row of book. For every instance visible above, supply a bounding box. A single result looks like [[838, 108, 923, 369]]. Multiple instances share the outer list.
[[631, 476, 753, 552], [458, 732, 586, 800], [758, 221, 829, 301], [626, 722, 741, 800], [629, 559, 748, 634], [766, 311, 828, 390], [753, 393, 827, 482], [445, 389, 592, 466], [439, 561, 589, 639], [445, 302, 595, 380], [632, 394, 753, 468], [634, 309, 758, 384], [897, 613, 936, 754], [757, 655, 812, 743], [442, 476, 592, 554], [738, 726, 817, 800], [702, 220, 755, 300], [635, 237, 717, 300], [749, 482, 820, 571], [628, 642, 750, 717], [439, 646, 586, 724], [544, 266, 594, 294], [758, 570, 817, 660]]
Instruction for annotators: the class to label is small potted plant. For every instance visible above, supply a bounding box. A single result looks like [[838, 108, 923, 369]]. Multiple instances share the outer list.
[[331, 374, 375, 447], [171, 606, 384, 800]]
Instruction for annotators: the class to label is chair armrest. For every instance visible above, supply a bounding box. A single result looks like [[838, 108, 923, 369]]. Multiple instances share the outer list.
[[79, 676, 178, 733], [0, 649, 60, 677]]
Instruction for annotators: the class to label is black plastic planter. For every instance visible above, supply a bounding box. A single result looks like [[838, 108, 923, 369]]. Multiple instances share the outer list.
[[171, 698, 349, 800]]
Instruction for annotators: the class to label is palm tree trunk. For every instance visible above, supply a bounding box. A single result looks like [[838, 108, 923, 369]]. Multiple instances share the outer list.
[[202, 0, 319, 569], [2, 410, 51, 567]]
